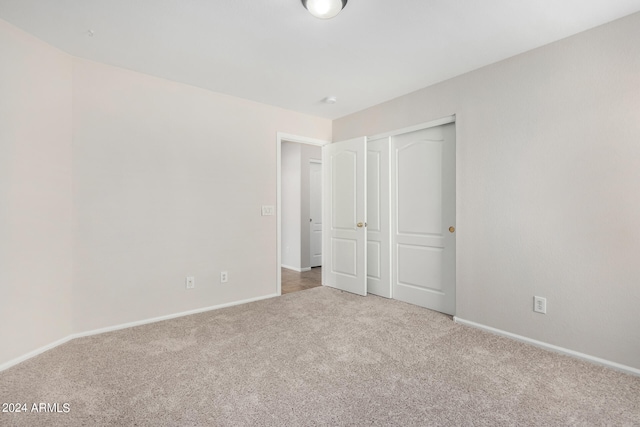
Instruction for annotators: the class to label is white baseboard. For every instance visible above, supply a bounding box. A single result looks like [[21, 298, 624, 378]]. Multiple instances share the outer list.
[[72, 293, 278, 339], [453, 317, 640, 377], [0, 335, 75, 373], [281, 265, 311, 272], [0, 293, 278, 373]]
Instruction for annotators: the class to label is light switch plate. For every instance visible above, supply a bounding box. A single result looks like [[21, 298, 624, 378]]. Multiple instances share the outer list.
[[261, 205, 275, 216]]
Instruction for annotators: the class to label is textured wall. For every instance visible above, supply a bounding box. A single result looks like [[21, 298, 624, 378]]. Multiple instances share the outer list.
[[333, 13, 640, 369], [0, 20, 73, 365]]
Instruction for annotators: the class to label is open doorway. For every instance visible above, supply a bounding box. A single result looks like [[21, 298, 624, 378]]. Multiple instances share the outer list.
[[276, 133, 329, 295]]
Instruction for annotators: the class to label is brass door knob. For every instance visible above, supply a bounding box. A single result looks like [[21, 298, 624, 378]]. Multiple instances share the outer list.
[[449, 226, 455, 233], [357, 222, 364, 228]]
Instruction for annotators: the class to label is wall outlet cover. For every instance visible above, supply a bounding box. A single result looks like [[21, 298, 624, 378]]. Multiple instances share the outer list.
[[534, 296, 547, 314]]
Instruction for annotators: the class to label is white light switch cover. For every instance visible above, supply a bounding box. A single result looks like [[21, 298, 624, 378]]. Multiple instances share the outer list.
[[261, 205, 275, 216]]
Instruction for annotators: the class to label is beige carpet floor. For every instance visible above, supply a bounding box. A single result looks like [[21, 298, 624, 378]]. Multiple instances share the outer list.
[[1, 286, 638, 426]]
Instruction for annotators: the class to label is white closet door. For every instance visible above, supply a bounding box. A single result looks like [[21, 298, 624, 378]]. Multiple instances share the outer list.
[[392, 123, 456, 314], [366, 137, 391, 298], [322, 137, 367, 296]]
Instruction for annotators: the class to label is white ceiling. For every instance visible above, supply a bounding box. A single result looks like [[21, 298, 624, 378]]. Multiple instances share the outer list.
[[1, 0, 639, 119]]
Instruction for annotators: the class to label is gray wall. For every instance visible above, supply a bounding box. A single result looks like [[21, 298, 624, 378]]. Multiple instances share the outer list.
[[71, 58, 331, 332], [1, 16, 331, 368], [334, 13, 640, 369], [0, 20, 73, 365]]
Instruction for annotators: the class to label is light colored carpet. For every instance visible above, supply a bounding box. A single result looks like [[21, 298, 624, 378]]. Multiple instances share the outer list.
[[1, 286, 638, 426]]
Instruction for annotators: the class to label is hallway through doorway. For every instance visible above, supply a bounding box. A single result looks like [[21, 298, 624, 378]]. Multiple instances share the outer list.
[[281, 267, 322, 294]]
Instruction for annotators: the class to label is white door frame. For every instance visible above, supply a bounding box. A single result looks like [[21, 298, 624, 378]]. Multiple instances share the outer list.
[[276, 132, 330, 296], [367, 115, 456, 141]]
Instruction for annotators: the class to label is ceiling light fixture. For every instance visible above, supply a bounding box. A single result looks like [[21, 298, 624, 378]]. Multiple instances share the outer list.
[[301, 0, 348, 19]]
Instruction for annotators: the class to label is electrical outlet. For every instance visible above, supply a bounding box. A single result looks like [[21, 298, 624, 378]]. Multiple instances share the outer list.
[[220, 271, 228, 283], [534, 296, 547, 314], [186, 276, 195, 289]]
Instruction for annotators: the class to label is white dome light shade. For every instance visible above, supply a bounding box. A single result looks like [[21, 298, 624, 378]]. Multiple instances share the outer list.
[[301, 0, 348, 19]]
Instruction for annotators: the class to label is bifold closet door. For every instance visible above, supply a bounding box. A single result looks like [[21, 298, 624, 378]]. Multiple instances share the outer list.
[[322, 137, 367, 296], [392, 123, 456, 315]]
